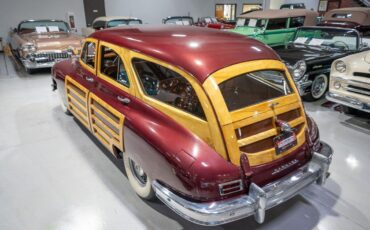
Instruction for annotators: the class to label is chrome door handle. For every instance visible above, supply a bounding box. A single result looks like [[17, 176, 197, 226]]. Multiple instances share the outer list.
[[85, 76, 94, 82], [117, 96, 130, 105]]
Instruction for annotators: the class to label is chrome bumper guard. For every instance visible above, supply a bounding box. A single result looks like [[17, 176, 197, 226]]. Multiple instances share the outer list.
[[152, 142, 333, 226], [326, 92, 370, 113]]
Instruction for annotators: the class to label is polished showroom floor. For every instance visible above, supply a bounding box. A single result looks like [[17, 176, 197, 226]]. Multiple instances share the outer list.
[[0, 54, 369, 230]]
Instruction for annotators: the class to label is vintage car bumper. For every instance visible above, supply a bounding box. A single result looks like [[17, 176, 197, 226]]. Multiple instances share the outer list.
[[21, 51, 72, 69], [326, 92, 370, 113], [152, 141, 332, 226]]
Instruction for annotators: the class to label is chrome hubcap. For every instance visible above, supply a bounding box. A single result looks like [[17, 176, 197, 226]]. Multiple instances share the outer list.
[[128, 158, 147, 186], [311, 75, 327, 99]]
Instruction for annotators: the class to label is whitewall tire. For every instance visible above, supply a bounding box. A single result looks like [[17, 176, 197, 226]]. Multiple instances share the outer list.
[[124, 154, 155, 200]]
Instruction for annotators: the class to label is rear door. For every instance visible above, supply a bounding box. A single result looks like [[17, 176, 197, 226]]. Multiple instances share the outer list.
[[203, 60, 307, 167], [65, 38, 98, 128]]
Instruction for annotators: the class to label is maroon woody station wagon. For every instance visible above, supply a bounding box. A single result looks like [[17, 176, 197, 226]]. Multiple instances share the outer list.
[[52, 25, 333, 226]]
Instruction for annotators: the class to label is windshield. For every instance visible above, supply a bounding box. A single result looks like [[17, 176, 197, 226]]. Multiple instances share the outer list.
[[219, 70, 293, 111], [236, 18, 267, 27], [293, 27, 359, 51], [18, 20, 69, 34], [204, 17, 218, 23], [107, 19, 142, 28], [164, 18, 193, 25]]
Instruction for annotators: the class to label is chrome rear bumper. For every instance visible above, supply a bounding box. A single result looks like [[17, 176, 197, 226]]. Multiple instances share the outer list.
[[152, 142, 333, 226], [326, 92, 370, 113]]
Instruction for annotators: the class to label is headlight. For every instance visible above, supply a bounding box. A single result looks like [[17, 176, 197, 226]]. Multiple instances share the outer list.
[[335, 60, 346, 73], [21, 44, 36, 53], [333, 81, 341, 89], [292, 60, 307, 80]]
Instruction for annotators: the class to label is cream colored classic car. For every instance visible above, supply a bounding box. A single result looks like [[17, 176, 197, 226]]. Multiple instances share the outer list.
[[326, 50, 370, 114], [9, 19, 83, 73], [81, 16, 142, 37]]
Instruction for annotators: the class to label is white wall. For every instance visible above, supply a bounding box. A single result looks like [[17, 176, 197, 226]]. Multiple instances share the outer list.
[[283, 0, 319, 10], [0, 0, 86, 48], [104, 0, 266, 24], [104, 0, 214, 24], [266, 0, 285, 9]]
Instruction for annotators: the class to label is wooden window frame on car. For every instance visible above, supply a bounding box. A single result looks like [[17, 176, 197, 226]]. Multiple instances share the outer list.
[[128, 51, 228, 159], [96, 41, 134, 95], [79, 38, 98, 75]]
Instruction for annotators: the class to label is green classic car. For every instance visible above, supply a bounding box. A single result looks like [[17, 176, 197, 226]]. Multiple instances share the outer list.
[[232, 9, 318, 47]]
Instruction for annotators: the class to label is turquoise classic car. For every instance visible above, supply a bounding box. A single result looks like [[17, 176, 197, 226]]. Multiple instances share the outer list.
[[232, 9, 318, 47]]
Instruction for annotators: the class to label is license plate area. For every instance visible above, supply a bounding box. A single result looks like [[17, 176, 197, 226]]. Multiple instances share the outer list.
[[273, 131, 297, 155]]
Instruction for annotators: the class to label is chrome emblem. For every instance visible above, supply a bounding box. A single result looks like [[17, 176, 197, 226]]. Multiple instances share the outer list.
[[272, 159, 299, 175]]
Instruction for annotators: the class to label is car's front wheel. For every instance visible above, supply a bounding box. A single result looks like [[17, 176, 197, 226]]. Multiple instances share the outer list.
[[304, 74, 329, 101], [124, 155, 155, 200]]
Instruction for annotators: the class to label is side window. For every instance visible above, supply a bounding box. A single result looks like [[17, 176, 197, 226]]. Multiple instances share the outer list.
[[266, 18, 288, 30], [132, 58, 205, 119], [81, 42, 96, 68], [100, 45, 130, 87], [289, 16, 305, 28], [93, 21, 106, 30]]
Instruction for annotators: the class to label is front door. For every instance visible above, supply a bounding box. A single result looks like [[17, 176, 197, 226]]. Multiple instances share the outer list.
[[88, 41, 133, 156], [83, 0, 106, 27], [263, 18, 291, 47]]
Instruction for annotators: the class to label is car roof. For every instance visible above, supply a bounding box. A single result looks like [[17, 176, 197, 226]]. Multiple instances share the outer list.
[[90, 25, 280, 83], [240, 9, 317, 19], [323, 7, 370, 25]]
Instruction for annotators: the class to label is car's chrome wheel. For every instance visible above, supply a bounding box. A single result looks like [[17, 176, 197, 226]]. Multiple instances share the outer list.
[[128, 158, 148, 186], [124, 155, 155, 200], [304, 74, 328, 101]]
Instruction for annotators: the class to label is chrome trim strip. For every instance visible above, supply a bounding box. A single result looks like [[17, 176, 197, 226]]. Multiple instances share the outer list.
[[326, 92, 370, 112], [344, 86, 370, 96], [152, 142, 333, 226]]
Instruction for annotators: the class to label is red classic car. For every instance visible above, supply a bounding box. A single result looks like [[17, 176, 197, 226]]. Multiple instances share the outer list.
[[195, 17, 235, 29], [52, 25, 333, 226]]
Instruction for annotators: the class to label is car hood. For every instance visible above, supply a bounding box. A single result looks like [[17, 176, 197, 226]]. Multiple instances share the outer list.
[[274, 44, 348, 65], [20, 32, 83, 51]]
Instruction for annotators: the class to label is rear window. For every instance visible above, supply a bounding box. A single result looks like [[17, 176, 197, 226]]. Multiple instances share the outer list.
[[219, 70, 293, 111]]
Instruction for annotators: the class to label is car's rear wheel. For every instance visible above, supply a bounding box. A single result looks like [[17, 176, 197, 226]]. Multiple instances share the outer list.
[[58, 91, 71, 115], [304, 74, 328, 101], [124, 154, 155, 200]]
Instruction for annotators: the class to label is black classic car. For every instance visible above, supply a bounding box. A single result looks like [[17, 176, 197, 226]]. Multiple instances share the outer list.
[[274, 26, 369, 101]]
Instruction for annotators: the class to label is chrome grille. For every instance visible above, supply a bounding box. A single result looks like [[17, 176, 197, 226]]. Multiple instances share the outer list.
[[345, 85, 370, 96], [353, 72, 370, 79], [34, 52, 71, 62]]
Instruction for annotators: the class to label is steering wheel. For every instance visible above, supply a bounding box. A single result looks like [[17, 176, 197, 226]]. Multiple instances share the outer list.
[[333, 41, 349, 51]]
